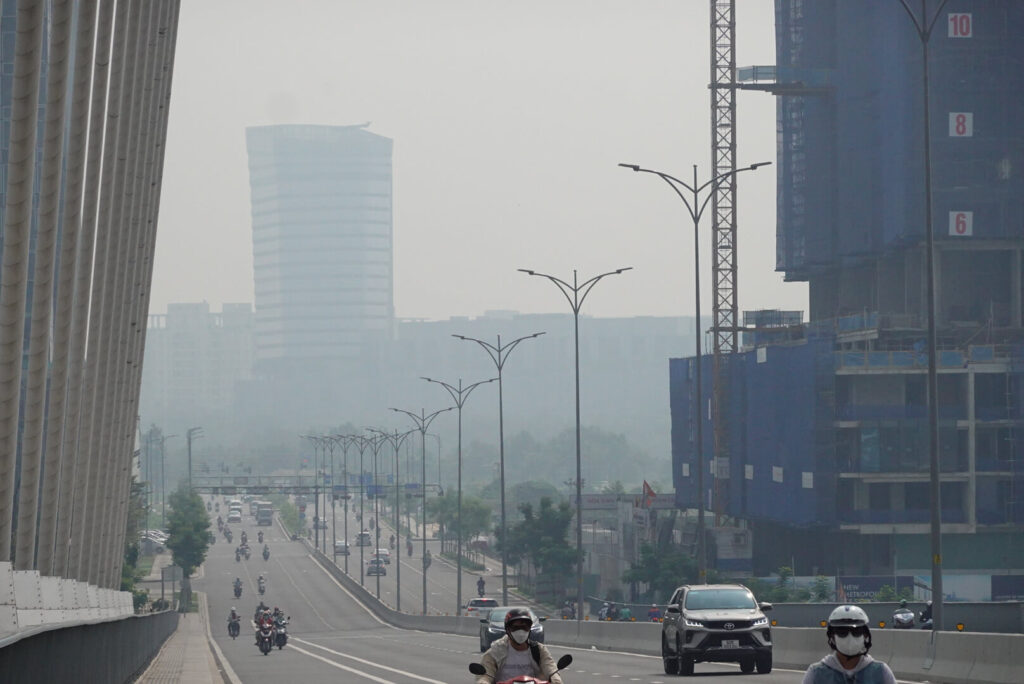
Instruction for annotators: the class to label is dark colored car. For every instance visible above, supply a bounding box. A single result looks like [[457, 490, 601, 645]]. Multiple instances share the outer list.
[[367, 558, 386, 576], [661, 584, 772, 675], [478, 607, 546, 652]]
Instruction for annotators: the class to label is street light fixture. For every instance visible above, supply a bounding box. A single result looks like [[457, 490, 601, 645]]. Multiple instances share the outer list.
[[453, 332, 544, 605], [897, 0, 948, 631], [364, 430, 389, 600], [619, 160, 771, 583], [390, 406, 453, 615], [518, 267, 631, 622], [330, 434, 357, 574], [422, 375, 496, 614], [301, 435, 327, 552], [186, 427, 203, 491]]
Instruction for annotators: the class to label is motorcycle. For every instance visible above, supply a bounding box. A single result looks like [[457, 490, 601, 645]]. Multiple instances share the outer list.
[[892, 608, 915, 629], [274, 617, 289, 649], [469, 653, 573, 684], [919, 614, 933, 630], [258, 580, 266, 596], [407, 539, 413, 557], [241, 532, 248, 545], [225, 530, 233, 544], [233, 583, 242, 598], [258, 531, 264, 544], [263, 547, 270, 561], [257, 621, 275, 655], [228, 617, 240, 639], [244, 546, 252, 560], [235, 550, 241, 562], [477, 581, 486, 598]]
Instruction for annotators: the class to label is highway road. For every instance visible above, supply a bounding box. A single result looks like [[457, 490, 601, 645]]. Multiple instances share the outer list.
[[196, 505, 829, 683]]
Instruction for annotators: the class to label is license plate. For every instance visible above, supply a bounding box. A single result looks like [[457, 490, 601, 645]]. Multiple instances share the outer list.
[[721, 639, 740, 649]]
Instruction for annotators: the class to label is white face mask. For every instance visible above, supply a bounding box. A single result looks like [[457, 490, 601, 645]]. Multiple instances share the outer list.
[[834, 634, 865, 657], [509, 629, 530, 644]]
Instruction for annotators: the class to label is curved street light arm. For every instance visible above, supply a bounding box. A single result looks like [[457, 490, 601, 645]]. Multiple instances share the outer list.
[[499, 333, 546, 370], [452, 334, 501, 368], [577, 268, 633, 310], [422, 376, 497, 409]]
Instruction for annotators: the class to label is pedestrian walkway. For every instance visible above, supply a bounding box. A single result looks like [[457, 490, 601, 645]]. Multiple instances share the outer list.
[[135, 593, 229, 684]]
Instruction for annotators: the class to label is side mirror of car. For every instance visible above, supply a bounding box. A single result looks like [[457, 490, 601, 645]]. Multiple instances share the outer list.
[[759, 602, 773, 612], [666, 605, 680, 614], [539, 616, 547, 622], [480, 618, 488, 623], [469, 663, 486, 675]]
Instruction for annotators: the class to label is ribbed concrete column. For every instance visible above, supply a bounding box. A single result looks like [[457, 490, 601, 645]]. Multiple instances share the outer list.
[[74, 0, 134, 583], [0, 0, 46, 564], [98, 0, 159, 588], [37, 0, 101, 578], [57, 0, 116, 579], [106, 0, 183, 588], [87, 1, 145, 586], [105, 0, 182, 589], [15, 0, 75, 572]]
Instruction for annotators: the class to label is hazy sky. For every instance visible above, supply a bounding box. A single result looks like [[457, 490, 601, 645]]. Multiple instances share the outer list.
[[153, 0, 808, 321]]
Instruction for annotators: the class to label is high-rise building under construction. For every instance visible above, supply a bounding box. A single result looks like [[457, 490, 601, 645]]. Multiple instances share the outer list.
[[672, 0, 1024, 578]]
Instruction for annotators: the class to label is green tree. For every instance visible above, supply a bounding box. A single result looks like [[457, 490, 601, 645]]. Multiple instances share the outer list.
[[623, 544, 698, 603], [811, 575, 833, 602], [502, 497, 576, 580], [426, 491, 492, 543], [166, 487, 210, 611], [876, 584, 898, 602]]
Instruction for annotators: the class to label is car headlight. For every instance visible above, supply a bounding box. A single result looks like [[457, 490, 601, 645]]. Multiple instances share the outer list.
[[684, 618, 704, 628], [752, 616, 768, 626]]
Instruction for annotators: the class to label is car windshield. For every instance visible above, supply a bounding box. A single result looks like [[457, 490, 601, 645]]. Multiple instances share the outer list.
[[470, 599, 498, 608], [684, 589, 757, 610]]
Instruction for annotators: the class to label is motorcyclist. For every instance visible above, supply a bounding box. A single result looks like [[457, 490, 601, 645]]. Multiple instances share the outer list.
[[257, 574, 266, 592], [254, 607, 274, 646], [253, 600, 268, 623], [258, 530, 264, 544], [477, 576, 486, 597], [598, 602, 609, 620], [233, 577, 242, 592], [241, 530, 248, 545], [920, 600, 933, 623], [475, 608, 562, 684], [801, 605, 896, 684], [648, 603, 662, 621], [389, 534, 395, 550]]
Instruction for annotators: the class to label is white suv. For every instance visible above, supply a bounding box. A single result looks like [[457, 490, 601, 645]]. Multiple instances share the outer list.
[[661, 584, 772, 675], [464, 597, 498, 617]]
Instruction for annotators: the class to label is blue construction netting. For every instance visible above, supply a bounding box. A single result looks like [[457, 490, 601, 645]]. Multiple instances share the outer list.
[[775, 0, 1024, 280]]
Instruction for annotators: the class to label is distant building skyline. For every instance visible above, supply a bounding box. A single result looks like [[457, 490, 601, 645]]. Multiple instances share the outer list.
[[245, 124, 394, 371]]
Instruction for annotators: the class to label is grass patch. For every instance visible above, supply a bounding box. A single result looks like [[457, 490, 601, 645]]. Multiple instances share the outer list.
[[441, 551, 485, 572]]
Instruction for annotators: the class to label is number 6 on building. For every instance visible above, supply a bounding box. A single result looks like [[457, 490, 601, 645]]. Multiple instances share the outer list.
[[949, 211, 973, 236]]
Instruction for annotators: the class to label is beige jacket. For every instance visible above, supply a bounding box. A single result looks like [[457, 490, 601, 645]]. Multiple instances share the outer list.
[[476, 635, 563, 684]]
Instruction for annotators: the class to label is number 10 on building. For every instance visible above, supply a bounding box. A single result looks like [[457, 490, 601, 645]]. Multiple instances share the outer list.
[[949, 211, 973, 236]]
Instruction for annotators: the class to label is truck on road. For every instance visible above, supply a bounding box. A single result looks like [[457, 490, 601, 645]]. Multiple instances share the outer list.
[[256, 501, 274, 526]]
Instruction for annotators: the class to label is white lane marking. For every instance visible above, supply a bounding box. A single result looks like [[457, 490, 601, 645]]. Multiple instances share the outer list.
[[293, 637, 446, 683], [305, 553, 395, 629], [273, 552, 334, 629], [199, 592, 244, 684], [289, 644, 399, 683]]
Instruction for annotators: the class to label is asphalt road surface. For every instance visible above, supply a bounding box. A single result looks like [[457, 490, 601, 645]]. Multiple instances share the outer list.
[[197, 507, 827, 683]]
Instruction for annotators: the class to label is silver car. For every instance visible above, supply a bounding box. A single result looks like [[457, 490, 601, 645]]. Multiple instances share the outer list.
[[661, 584, 772, 675]]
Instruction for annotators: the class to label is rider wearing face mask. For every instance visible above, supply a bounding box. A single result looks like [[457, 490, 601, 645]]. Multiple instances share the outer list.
[[475, 608, 562, 684], [802, 605, 896, 684]]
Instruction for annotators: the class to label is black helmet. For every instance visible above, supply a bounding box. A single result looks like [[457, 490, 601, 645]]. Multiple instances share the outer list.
[[504, 608, 533, 631]]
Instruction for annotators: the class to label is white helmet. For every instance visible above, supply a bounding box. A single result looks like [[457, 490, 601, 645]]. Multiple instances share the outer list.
[[828, 605, 869, 627], [826, 605, 872, 654]]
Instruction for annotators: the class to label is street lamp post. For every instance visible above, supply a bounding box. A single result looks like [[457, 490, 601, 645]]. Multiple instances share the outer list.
[[302, 435, 326, 552], [897, 0, 948, 631], [159, 434, 175, 529], [186, 427, 203, 491], [391, 407, 453, 615], [324, 435, 345, 566], [370, 428, 415, 611], [350, 435, 371, 586], [422, 376, 496, 614], [619, 160, 770, 583], [365, 431, 388, 600], [332, 435, 356, 574], [453, 332, 545, 606], [518, 267, 631, 623]]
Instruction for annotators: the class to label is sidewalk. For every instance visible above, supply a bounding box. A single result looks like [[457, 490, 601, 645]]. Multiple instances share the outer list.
[[134, 593, 231, 684]]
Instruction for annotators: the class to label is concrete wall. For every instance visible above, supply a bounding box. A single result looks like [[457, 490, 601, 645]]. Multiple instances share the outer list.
[[307, 547, 1022, 684], [0, 609, 177, 683], [768, 601, 1024, 634], [0, 562, 134, 636]]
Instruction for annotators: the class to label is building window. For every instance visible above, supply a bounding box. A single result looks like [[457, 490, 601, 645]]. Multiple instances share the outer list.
[[772, 466, 783, 483], [869, 483, 890, 510], [905, 482, 929, 510], [745, 464, 754, 480], [802, 472, 813, 488]]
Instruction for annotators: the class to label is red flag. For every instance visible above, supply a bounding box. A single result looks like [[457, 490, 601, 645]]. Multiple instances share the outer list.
[[642, 480, 656, 508]]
